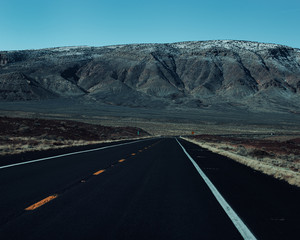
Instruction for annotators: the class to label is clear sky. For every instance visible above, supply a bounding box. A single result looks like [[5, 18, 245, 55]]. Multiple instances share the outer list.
[[1, 0, 300, 50]]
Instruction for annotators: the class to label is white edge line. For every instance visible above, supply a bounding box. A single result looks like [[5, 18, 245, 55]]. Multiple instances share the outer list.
[[176, 138, 257, 240], [0, 138, 152, 170]]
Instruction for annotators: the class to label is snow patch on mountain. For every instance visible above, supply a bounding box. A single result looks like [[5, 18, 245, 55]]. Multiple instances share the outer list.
[[49, 46, 90, 52], [170, 40, 290, 52]]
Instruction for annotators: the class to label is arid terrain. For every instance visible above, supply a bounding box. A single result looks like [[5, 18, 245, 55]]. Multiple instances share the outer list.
[[183, 135, 300, 187], [1, 40, 300, 187], [1, 111, 299, 187], [0, 116, 149, 156]]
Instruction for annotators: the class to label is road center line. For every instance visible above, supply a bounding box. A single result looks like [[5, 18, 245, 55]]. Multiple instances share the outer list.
[[0, 138, 152, 170], [176, 138, 257, 240], [118, 159, 126, 163], [93, 169, 105, 175], [25, 195, 58, 211]]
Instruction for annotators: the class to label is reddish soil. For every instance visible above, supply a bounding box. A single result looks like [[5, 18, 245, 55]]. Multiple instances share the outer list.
[[0, 116, 149, 142]]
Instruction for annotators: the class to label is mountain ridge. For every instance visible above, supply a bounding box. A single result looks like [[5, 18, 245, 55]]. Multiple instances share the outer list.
[[1, 40, 300, 113], [2, 39, 299, 52]]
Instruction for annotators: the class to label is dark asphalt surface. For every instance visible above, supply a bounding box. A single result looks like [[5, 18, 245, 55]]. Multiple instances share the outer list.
[[0, 138, 299, 239]]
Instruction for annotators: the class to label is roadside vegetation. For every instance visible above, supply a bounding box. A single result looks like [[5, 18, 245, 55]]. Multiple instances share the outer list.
[[0, 116, 149, 156], [183, 135, 300, 187]]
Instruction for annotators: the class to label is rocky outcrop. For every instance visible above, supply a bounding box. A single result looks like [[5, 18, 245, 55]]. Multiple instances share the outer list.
[[0, 72, 56, 100], [0, 54, 8, 66]]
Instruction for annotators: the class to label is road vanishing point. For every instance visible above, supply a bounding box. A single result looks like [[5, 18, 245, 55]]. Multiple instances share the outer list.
[[0, 138, 299, 239]]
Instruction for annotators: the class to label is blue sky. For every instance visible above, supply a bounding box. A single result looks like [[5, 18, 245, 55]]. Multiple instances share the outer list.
[[1, 0, 300, 50]]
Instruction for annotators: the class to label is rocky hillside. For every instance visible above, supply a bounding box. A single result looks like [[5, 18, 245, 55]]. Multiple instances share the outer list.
[[1, 40, 300, 112]]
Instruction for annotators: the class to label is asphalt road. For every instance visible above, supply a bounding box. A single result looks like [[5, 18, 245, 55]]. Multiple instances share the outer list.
[[0, 138, 299, 239]]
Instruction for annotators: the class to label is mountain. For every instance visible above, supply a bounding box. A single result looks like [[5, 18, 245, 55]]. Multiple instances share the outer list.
[[1, 40, 300, 113]]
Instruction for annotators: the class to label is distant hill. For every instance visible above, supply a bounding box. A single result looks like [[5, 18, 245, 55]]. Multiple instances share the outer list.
[[1, 40, 300, 113]]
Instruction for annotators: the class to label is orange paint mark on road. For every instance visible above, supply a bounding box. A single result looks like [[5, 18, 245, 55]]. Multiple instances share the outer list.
[[118, 159, 126, 162], [139, 150, 143, 152], [93, 169, 105, 175], [131, 153, 136, 156], [25, 195, 58, 211]]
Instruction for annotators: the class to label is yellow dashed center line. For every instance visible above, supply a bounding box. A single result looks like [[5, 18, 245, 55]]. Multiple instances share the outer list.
[[93, 169, 105, 175], [24, 144, 157, 212], [25, 194, 58, 211], [24, 145, 155, 212]]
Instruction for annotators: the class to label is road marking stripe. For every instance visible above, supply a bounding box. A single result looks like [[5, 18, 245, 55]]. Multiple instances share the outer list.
[[118, 159, 126, 162], [138, 150, 143, 152], [93, 169, 105, 175], [0, 138, 152, 170], [131, 153, 136, 156], [25, 195, 58, 211], [176, 138, 257, 240]]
